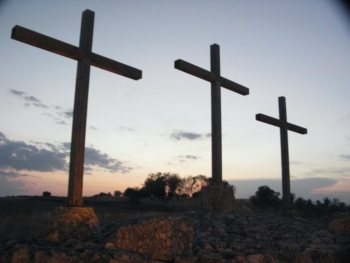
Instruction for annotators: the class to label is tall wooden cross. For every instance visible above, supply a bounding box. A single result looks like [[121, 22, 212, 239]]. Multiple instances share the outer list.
[[175, 44, 249, 184], [11, 10, 142, 206], [256, 96, 307, 209]]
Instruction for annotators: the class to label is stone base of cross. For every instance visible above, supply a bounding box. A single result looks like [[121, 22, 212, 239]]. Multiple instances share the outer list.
[[199, 184, 235, 212], [44, 207, 100, 242]]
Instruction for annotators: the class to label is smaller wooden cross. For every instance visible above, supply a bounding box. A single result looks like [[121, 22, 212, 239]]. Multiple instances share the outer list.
[[256, 96, 307, 209], [175, 44, 249, 184], [12, 10, 142, 207]]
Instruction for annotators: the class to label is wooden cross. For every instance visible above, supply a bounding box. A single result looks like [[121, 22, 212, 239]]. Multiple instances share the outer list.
[[256, 96, 307, 209], [12, 10, 142, 206], [175, 44, 249, 184]]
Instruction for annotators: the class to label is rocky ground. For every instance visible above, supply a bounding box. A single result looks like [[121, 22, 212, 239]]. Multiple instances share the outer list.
[[1, 208, 350, 263]]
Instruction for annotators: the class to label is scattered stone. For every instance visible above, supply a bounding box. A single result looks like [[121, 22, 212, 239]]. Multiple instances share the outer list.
[[44, 207, 99, 242]]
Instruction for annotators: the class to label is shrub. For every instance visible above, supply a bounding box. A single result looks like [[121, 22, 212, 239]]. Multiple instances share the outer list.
[[42, 191, 51, 197], [250, 185, 281, 208]]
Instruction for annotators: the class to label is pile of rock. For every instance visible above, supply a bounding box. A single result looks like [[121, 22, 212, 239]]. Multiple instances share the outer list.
[[115, 216, 193, 261], [2, 210, 350, 263]]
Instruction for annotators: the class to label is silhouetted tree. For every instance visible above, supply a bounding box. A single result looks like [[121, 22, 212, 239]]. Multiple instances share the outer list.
[[323, 197, 331, 207], [250, 185, 281, 208], [164, 173, 182, 199], [144, 173, 167, 200]]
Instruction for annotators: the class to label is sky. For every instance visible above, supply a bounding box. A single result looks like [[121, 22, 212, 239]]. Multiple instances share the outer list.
[[0, 0, 350, 204]]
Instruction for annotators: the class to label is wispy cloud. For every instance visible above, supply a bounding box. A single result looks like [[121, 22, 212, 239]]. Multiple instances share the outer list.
[[170, 131, 211, 141], [0, 170, 31, 178], [119, 126, 135, 132], [307, 166, 350, 178], [10, 89, 73, 125], [178, 155, 200, 160], [10, 89, 26, 96]]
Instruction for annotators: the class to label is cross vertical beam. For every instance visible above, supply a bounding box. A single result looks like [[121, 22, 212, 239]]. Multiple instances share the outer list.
[[175, 44, 249, 184], [256, 96, 307, 209], [67, 10, 94, 207], [11, 9, 142, 207], [210, 45, 222, 184], [279, 97, 291, 210]]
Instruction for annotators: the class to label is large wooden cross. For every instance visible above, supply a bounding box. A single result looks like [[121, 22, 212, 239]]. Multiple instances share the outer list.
[[175, 44, 249, 184], [256, 96, 307, 209], [12, 10, 142, 206]]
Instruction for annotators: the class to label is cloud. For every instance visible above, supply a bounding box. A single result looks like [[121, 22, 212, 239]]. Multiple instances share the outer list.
[[119, 126, 134, 132], [0, 170, 31, 177], [84, 147, 132, 173], [170, 131, 211, 141], [178, 155, 200, 160], [339, 154, 350, 161], [0, 133, 132, 175], [0, 134, 68, 172], [9, 89, 72, 124], [62, 111, 73, 118], [23, 95, 48, 109], [307, 166, 350, 178], [24, 96, 41, 103], [10, 89, 26, 97]]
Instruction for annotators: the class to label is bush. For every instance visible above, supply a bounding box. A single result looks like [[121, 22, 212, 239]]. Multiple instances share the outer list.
[[93, 192, 113, 197], [129, 195, 141, 205], [250, 185, 281, 208], [42, 191, 51, 197], [114, 191, 122, 197]]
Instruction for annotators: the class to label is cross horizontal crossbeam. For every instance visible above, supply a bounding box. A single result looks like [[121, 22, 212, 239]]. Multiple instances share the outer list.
[[12, 26, 142, 80], [175, 59, 249, 95], [256, 114, 307, 134]]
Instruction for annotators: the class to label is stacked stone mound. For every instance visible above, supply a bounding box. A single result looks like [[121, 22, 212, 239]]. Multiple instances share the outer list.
[[116, 216, 193, 261], [2, 211, 350, 263], [200, 185, 235, 212], [44, 207, 100, 242]]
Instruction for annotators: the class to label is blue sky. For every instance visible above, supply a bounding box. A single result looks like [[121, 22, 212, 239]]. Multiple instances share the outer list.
[[0, 0, 349, 204]]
